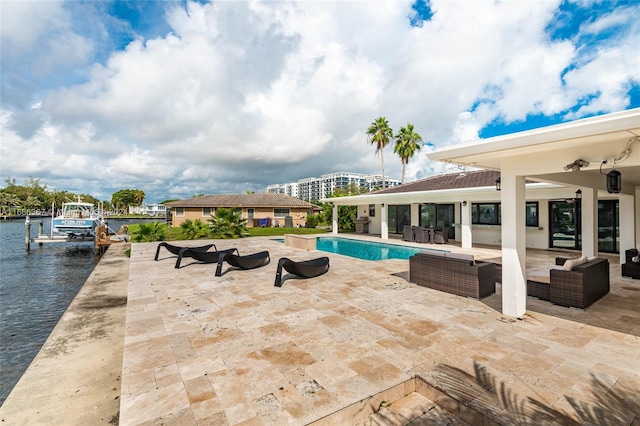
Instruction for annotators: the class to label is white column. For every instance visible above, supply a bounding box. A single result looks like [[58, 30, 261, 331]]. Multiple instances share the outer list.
[[411, 204, 420, 226], [381, 204, 388, 240], [636, 186, 640, 249], [332, 204, 338, 235], [501, 171, 527, 319], [619, 194, 635, 264], [461, 201, 472, 249], [580, 188, 598, 258]]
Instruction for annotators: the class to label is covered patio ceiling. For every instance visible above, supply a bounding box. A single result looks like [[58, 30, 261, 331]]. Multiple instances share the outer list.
[[427, 108, 640, 194]]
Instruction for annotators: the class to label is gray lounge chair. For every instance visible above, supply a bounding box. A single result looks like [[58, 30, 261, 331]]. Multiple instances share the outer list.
[[433, 226, 450, 244], [155, 242, 215, 261], [215, 251, 270, 276], [175, 247, 239, 269], [274, 257, 330, 287]]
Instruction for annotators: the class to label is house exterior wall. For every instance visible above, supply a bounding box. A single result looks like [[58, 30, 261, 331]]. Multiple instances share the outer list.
[[357, 197, 556, 250], [171, 207, 312, 228]]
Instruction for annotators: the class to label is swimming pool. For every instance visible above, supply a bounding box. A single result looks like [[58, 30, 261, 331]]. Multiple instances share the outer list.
[[316, 237, 423, 261]]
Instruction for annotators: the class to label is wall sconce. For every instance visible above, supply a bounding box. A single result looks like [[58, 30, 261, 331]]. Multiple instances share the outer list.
[[575, 189, 582, 199], [495, 178, 501, 191], [564, 159, 590, 172], [381, 203, 385, 207], [462, 201, 467, 206]]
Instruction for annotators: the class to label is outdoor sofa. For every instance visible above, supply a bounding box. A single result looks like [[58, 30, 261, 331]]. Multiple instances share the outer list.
[[409, 250, 497, 299], [527, 256, 610, 309]]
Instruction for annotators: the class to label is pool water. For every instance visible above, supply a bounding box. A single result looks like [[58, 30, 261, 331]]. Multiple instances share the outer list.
[[316, 237, 423, 261]]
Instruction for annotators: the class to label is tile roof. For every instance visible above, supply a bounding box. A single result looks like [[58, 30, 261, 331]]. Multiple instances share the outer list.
[[371, 169, 501, 194], [165, 193, 318, 208]]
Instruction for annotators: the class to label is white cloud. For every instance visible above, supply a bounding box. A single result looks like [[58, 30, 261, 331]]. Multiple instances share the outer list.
[[1, 0, 638, 202]]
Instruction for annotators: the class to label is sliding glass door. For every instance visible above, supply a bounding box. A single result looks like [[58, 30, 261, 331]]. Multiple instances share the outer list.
[[388, 205, 411, 235], [598, 200, 619, 253], [549, 200, 581, 250], [419, 203, 455, 240]]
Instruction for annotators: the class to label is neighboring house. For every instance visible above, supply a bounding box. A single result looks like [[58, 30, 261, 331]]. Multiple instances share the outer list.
[[327, 108, 640, 319], [165, 193, 320, 228], [129, 203, 167, 216]]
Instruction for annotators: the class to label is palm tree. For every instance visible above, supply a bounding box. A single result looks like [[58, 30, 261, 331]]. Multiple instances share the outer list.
[[131, 221, 167, 242], [208, 208, 248, 238], [133, 189, 145, 206], [366, 117, 393, 189], [394, 123, 423, 184], [180, 218, 211, 240]]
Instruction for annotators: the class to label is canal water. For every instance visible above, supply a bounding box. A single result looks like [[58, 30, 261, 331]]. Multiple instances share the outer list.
[[0, 217, 148, 405]]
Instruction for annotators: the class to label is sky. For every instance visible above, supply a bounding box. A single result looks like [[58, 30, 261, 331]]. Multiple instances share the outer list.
[[1, 0, 639, 203]]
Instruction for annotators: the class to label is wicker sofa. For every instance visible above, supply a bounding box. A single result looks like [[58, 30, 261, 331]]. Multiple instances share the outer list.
[[409, 251, 497, 299], [527, 257, 610, 309], [622, 248, 640, 279]]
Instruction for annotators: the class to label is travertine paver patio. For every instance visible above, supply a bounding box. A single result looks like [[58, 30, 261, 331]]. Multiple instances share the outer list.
[[120, 236, 640, 425]]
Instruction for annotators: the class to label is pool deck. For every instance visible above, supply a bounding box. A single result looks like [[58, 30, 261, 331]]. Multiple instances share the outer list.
[[1, 235, 638, 425], [119, 236, 639, 425]]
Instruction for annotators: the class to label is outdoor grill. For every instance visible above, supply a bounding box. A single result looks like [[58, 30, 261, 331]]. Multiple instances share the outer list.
[[354, 216, 370, 234]]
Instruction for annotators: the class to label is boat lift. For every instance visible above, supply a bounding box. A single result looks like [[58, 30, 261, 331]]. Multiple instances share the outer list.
[[25, 216, 129, 255]]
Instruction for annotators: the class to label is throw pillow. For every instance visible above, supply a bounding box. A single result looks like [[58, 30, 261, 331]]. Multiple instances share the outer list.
[[562, 256, 587, 271]]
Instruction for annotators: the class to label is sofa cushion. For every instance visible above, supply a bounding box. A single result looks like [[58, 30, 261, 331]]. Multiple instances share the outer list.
[[562, 256, 587, 271], [421, 249, 446, 257], [444, 253, 475, 264]]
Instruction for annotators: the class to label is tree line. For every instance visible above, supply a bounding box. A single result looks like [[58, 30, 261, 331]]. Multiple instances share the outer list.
[[0, 177, 148, 216]]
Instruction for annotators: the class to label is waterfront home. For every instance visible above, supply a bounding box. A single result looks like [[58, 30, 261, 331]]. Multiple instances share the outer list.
[[128, 203, 167, 216], [326, 108, 640, 318], [165, 193, 320, 228]]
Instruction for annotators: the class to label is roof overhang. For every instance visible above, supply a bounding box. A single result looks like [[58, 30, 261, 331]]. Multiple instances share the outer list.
[[427, 108, 640, 192], [324, 182, 573, 206]]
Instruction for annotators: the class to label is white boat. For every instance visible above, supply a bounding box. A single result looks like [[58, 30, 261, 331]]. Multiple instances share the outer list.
[[52, 198, 103, 237]]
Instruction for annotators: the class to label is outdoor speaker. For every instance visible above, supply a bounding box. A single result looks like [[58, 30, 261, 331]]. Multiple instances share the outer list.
[[607, 170, 621, 194]]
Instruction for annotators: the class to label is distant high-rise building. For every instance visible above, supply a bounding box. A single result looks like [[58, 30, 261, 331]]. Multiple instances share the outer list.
[[266, 172, 400, 202]]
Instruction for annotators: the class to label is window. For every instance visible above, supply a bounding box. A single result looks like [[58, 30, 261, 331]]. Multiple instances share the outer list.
[[369, 204, 375, 217], [202, 207, 212, 217], [472, 202, 538, 226], [175, 207, 185, 217], [472, 203, 500, 225], [274, 208, 290, 217], [526, 202, 539, 227]]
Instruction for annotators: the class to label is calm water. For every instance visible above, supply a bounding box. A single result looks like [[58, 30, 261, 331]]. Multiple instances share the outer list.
[[0, 217, 146, 405], [316, 236, 423, 260]]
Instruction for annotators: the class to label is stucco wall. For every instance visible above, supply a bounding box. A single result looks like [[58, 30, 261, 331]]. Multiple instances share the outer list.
[[171, 207, 311, 228], [359, 200, 552, 249]]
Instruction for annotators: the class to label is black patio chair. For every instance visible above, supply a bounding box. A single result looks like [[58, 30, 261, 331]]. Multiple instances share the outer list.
[[155, 242, 215, 261], [215, 251, 270, 276], [174, 247, 239, 269], [274, 257, 330, 287]]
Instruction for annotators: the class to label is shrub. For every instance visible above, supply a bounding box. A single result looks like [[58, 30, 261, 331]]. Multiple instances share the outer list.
[[180, 218, 211, 240], [305, 214, 319, 228]]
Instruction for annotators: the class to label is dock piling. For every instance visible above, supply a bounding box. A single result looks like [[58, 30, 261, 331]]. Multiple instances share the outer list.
[[25, 216, 31, 251]]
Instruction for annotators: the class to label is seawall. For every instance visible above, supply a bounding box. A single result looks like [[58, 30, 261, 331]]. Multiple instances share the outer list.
[[0, 244, 130, 425]]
